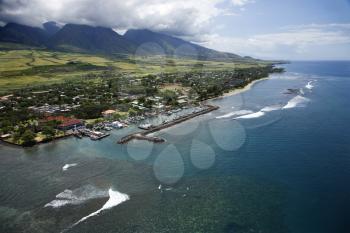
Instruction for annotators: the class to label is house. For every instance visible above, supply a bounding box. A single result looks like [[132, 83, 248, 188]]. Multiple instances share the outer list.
[[0, 94, 13, 102], [129, 79, 142, 86], [58, 119, 83, 131], [177, 95, 188, 106], [177, 99, 188, 106], [1, 134, 11, 139], [102, 109, 117, 118], [43, 116, 83, 131], [152, 103, 165, 111]]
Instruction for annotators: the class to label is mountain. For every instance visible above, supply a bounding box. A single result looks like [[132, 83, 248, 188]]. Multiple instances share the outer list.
[[43, 21, 61, 36], [124, 29, 242, 60], [47, 24, 135, 54], [0, 23, 49, 46], [0, 22, 249, 61]]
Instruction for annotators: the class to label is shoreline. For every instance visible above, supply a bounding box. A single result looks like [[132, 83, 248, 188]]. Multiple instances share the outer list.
[[0, 133, 73, 148], [209, 77, 270, 101], [1, 76, 270, 148]]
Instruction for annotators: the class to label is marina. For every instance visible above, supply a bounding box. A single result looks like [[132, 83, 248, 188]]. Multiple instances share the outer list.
[[118, 104, 219, 144], [77, 129, 110, 140]]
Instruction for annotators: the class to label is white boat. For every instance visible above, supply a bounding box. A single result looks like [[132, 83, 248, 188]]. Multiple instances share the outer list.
[[138, 124, 153, 130]]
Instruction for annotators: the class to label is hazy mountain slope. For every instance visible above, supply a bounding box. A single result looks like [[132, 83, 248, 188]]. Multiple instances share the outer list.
[[47, 24, 135, 54], [124, 29, 243, 60], [43, 21, 61, 36], [0, 22, 254, 61], [0, 23, 49, 46]]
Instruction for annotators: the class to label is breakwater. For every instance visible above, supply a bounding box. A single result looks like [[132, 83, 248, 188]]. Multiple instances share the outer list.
[[118, 105, 219, 144]]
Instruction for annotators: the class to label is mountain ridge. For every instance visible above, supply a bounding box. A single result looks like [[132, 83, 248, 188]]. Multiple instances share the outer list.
[[47, 24, 136, 54], [124, 29, 242, 60], [0, 22, 250, 61]]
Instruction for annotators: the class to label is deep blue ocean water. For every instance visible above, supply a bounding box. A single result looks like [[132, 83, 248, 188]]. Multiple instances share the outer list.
[[0, 61, 349, 233]]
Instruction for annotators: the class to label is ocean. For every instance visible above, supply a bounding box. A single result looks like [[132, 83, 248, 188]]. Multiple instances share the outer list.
[[0, 61, 349, 233]]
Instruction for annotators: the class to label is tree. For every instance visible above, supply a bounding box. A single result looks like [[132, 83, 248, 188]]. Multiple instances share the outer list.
[[162, 90, 177, 105], [128, 108, 138, 117], [21, 129, 36, 146], [42, 126, 55, 140]]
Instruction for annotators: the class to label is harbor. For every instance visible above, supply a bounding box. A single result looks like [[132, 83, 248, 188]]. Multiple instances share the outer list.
[[75, 128, 110, 140], [118, 104, 219, 144]]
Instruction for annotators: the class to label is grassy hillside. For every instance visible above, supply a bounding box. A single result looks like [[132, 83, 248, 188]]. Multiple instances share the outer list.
[[0, 44, 269, 93]]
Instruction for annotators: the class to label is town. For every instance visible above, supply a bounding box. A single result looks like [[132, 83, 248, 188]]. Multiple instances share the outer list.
[[0, 65, 283, 146]]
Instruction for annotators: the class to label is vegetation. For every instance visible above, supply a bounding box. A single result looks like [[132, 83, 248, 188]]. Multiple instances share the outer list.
[[0, 45, 271, 93], [0, 44, 283, 146]]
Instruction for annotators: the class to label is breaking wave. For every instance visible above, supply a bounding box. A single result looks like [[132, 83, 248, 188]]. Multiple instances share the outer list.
[[282, 95, 310, 109], [70, 189, 129, 227], [305, 81, 314, 90], [216, 110, 254, 119], [235, 105, 282, 119], [45, 185, 108, 208], [261, 105, 282, 112], [235, 111, 265, 119], [62, 163, 78, 171]]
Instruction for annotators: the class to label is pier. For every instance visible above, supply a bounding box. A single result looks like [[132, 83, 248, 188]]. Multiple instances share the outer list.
[[117, 105, 219, 144], [78, 129, 110, 140]]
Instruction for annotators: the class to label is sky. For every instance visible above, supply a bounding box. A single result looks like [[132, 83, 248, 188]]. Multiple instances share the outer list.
[[0, 0, 350, 60]]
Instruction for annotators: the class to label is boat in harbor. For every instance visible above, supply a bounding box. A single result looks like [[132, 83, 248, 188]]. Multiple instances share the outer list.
[[138, 123, 153, 130]]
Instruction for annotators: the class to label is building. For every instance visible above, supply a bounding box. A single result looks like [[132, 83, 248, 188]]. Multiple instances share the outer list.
[[177, 99, 188, 106], [43, 116, 83, 131], [102, 109, 117, 118], [58, 119, 83, 131], [177, 95, 188, 106]]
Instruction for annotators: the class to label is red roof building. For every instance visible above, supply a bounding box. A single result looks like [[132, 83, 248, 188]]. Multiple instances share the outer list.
[[44, 116, 83, 130]]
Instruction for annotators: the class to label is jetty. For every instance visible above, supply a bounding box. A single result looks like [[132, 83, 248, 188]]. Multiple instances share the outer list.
[[118, 104, 219, 144], [78, 129, 110, 141]]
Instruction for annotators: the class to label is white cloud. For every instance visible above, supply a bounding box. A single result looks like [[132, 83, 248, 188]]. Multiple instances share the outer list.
[[202, 23, 350, 59], [231, 0, 254, 6], [0, 0, 225, 38]]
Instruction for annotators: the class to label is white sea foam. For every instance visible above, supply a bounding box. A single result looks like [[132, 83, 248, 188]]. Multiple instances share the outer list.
[[71, 189, 129, 227], [62, 163, 78, 171], [235, 111, 265, 119], [282, 95, 310, 109], [45, 185, 108, 208], [216, 110, 254, 119], [305, 81, 314, 90], [261, 105, 282, 112], [234, 104, 283, 120]]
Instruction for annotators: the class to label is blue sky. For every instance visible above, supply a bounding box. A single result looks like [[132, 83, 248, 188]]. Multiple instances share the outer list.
[[1, 0, 350, 60], [205, 0, 350, 60]]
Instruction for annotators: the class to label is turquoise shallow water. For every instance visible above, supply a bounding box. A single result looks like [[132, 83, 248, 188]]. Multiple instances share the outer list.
[[0, 61, 350, 233]]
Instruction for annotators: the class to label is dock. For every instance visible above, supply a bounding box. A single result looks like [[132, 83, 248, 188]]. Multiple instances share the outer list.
[[78, 129, 110, 141], [117, 104, 219, 144]]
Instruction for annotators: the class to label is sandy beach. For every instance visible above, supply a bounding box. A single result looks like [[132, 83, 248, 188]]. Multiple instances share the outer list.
[[224, 77, 270, 97], [208, 77, 270, 101]]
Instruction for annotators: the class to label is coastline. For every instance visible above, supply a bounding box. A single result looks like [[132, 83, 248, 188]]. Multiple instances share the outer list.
[[1, 76, 270, 148], [0, 133, 73, 148], [211, 77, 270, 101]]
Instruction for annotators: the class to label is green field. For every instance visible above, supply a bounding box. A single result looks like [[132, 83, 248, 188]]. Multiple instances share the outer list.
[[0, 43, 267, 93]]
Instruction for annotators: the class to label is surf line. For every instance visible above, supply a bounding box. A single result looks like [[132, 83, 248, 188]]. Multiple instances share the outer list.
[[62, 188, 129, 232]]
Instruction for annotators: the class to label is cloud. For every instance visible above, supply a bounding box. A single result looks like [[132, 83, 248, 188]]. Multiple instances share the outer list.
[[231, 0, 254, 6], [0, 0, 225, 38], [202, 23, 350, 59]]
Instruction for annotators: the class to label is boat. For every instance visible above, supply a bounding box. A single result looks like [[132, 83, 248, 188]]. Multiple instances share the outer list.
[[138, 123, 153, 130]]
